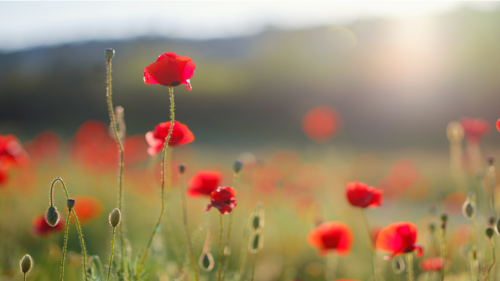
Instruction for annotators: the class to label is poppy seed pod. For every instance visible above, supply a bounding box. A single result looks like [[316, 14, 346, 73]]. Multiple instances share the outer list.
[[179, 164, 186, 174], [486, 227, 494, 239], [198, 252, 214, 271], [109, 208, 121, 228], [67, 198, 75, 210], [496, 218, 500, 235], [233, 161, 243, 173], [248, 231, 264, 254], [105, 48, 115, 60], [20, 254, 32, 274], [46, 206, 60, 227], [392, 257, 406, 274], [251, 203, 264, 231], [440, 213, 448, 223], [462, 200, 475, 219]]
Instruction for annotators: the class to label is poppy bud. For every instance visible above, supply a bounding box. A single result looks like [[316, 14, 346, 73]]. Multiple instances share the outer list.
[[67, 198, 75, 210], [489, 216, 496, 226], [20, 254, 32, 274], [109, 208, 121, 228], [105, 48, 115, 60], [429, 223, 436, 233], [488, 156, 495, 166], [179, 164, 186, 174], [496, 218, 500, 235], [198, 252, 214, 271], [233, 161, 243, 174], [46, 206, 60, 226], [440, 213, 448, 223], [392, 257, 405, 274], [486, 227, 494, 239], [462, 200, 475, 219], [248, 231, 263, 254]]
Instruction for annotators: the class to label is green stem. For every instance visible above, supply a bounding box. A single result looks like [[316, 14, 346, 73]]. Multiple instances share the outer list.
[[217, 215, 224, 281], [406, 253, 414, 281], [237, 212, 253, 279], [360, 210, 376, 281], [440, 227, 446, 280], [107, 227, 116, 281], [489, 166, 496, 215], [485, 238, 496, 281], [50, 178, 87, 281], [134, 86, 175, 280], [221, 172, 241, 281], [180, 172, 199, 281], [251, 253, 258, 281], [60, 209, 71, 281], [106, 56, 126, 279]]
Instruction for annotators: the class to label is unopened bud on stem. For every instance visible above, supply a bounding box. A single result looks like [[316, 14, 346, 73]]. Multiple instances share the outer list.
[[486, 227, 494, 239], [46, 206, 60, 226], [109, 208, 121, 228], [105, 48, 115, 60], [179, 164, 186, 174], [233, 161, 243, 173], [67, 198, 75, 210], [20, 254, 33, 274]]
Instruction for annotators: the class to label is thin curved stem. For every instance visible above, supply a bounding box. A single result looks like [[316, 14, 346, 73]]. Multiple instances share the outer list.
[[134, 86, 175, 280], [360, 210, 376, 281], [106, 57, 126, 279], [60, 209, 71, 281], [217, 215, 224, 281], [50, 178, 87, 281], [221, 172, 241, 281], [107, 227, 116, 281], [180, 172, 199, 280]]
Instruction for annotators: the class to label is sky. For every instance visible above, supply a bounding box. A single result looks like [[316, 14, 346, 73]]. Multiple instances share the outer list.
[[0, 1, 497, 52]]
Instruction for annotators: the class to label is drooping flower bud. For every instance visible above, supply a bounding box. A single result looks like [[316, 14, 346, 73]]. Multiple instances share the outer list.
[[109, 208, 121, 228], [248, 231, 263, 254], [486, 227, 494, 239], [20, 254, 33, 274], [462, 200, 475, 219], [233, 161, 243, 174], [46, 206, 60, 227], [198, 252, 214, 271], [105, 48, 115, 60], [67, 198, 75, 210], [179, 164, 186, 174]]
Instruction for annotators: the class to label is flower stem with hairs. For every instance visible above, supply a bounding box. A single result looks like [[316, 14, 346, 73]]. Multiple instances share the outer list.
[[221, 170, 241, 280], [217, 215, 224, 281], [360, 210, 376, 281], [134, 86, 175, 280], [180, 169, 199, 281], [485, 238, 496, 281], [106, 227, 116, 281], [50, 178, 87, 281], [60, 209, 71, 281]]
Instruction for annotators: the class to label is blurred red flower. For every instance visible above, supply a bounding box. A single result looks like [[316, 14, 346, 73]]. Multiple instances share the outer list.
[[32, 214, 64, 237], [302, 106, 341, 142], [443, 191, 467, 216], [23, 131, 62, 166], [419, 258, 448, 272], [376, 222, 423, 260], [460, 118, 490, 144], [0, 134, 29, 168], [187, 171, 222, 197], [124, 135, 149, 165], [205, 187, 237, 215], [346, 182, 383, 208], [71, 196, 103, 226], [387, 159, 418, 190], [496, 119, 500, 133], [145, 121, 195, 156], [0, 167, 7, 185], [307, 222, 353, 257], [144, 52, 196, 91]]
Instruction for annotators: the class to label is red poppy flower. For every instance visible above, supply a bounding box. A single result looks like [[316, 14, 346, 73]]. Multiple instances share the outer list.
[[460, 118, 490, 144], [419, 258, 448, 272], [346, 182, 383, 208], [144, 52, 196, 90], [307, 222, 354, 257], [376, 222, 423, 260], [0, 134, 29, 168], [496, 119, 500, 133], [70, 196, 103, 226], [32, 214, 65, 237], [23, 131, 62, 166], [0, 167, 7, 186], [187, 171, 222, 197], [145, 121, 195, 156], [205, 187, 237, 215]]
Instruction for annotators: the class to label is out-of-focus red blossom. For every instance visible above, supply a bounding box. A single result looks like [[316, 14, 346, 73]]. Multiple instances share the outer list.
[[302, 106, 341, 142], [71, 196, 103, 225], [419, 258, 449, 272], [124, 135, 149, 165], [252, 166, 282, 193], [371, 226, 382, 250], [460, 117, 490, 144], [145, 121, 194, 156], [307, 222, 353, 257], [346, 182, 383, 208], [387, 160, 418, 190], [496, 119, 500, 133], [0, 167, 7, 185], [143, 52, 196, 91], [23, 131, 62, 166], [268, 150, 302, 176], [32, 214, 64, 237], [0, 135, 29, 168], [187, 171, 222, 197], [443, 191, 467, 216], [376, 222, 423, 260], [205, 187, 237, 215], [450, 225, 471, 247]]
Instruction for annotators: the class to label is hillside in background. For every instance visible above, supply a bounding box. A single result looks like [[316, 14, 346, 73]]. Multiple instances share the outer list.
[[2, 6, 500, 149]]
